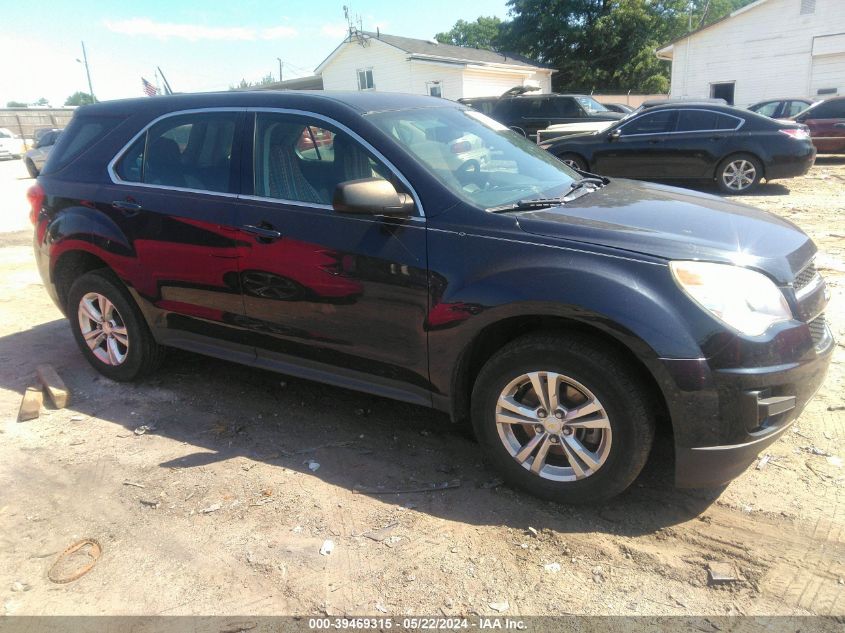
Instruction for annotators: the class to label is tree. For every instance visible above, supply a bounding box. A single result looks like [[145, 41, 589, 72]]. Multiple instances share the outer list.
[[65, 91, 95, 106], [35, 97, 50, 106], [493, 0, 754, 93], [6, 100, 27, 108], [435, 16, 503, 49], [229, 73, 278, 91]]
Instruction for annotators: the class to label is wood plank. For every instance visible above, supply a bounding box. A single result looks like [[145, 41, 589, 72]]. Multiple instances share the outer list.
[[18, 386, 43, 421], [36, 364, 69, 409]]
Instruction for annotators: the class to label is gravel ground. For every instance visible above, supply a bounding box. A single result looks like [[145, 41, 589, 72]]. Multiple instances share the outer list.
[[0, 156, 843, 618]]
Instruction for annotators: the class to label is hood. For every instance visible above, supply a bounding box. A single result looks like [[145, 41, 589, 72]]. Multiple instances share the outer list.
[[588, 111, 623, 120], [516, 179, 814, 282]]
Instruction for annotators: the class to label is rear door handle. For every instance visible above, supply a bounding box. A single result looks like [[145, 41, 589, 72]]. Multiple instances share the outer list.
[[242, 224, 283, 241], [112, 200, 142, 212]]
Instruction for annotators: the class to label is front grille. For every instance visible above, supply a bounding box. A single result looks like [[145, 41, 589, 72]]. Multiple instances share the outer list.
[[808, 313, 827, 346], [793, 261, 818, 293]]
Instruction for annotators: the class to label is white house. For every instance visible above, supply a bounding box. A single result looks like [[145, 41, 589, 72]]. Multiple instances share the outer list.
[[656, 0, 845, 106], [316, 30, 555, 100]]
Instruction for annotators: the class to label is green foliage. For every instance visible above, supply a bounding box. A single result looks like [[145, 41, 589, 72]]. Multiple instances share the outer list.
[[64, 92, 95, 106], [35, 97, 50, 106], [6, 101, 28, 108], [435, 16, 503, 49], [229, 73, 278, 91], [437, 0, 754, 92]]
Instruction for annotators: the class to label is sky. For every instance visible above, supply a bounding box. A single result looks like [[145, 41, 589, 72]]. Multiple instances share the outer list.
[[0, 0, 510, 107]]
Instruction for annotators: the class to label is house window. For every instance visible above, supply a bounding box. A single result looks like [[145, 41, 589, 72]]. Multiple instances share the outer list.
[[800, 0, 815, 15], [357, 68, 375, 91], [427, 81, 442, 98]]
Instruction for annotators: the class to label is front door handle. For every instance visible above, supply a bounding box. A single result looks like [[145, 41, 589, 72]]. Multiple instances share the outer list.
[[112, 200, 142, 212], [242, 224, 283, 241], [834, 123, 845, 129]]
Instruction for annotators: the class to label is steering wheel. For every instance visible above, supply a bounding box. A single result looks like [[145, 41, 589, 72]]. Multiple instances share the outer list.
[[455, 159, 481, 185]]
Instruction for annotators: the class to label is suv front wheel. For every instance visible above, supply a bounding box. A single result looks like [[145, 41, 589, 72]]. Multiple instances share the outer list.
[[68, 270, 165, 381], [471, 333, 655, 504]]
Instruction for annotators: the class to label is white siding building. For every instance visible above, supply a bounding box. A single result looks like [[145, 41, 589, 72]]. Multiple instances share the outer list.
[[656, 0, 845, 106], [316, 31, 554, 100]]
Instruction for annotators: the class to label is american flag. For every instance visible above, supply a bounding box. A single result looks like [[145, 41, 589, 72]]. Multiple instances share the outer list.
[[141, 77, 158, 97]]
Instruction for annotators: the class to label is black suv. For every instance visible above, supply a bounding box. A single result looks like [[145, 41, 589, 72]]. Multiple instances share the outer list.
[[31, 91, 832, 503], [483, 94, 623, 140]]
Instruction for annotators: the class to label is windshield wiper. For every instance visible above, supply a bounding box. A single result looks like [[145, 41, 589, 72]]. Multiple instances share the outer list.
[[489, 177, 607, 213]]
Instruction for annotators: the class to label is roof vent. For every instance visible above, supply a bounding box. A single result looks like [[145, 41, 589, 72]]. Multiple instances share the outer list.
[[800, 0, 816, 15]]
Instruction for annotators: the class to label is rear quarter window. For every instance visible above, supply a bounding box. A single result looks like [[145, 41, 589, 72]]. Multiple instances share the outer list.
[[42, 115, 122, 174]]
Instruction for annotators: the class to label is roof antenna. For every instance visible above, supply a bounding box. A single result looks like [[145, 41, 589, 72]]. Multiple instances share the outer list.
[[377, 26, 380, 38]]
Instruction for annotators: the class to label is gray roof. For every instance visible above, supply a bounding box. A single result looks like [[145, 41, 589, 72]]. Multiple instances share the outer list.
[[361, 31, 552, 70]]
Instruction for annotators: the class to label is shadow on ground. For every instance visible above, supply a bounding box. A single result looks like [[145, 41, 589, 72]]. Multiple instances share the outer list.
[[2, 325, 724, 542]]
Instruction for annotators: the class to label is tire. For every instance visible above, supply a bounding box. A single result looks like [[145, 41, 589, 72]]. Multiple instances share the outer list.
[[67, 269, 165, 381], [25, 159, 38, 178], [471, 333, 655, 504], [716, 154, 762, 194], [558, 153, 588, 171]]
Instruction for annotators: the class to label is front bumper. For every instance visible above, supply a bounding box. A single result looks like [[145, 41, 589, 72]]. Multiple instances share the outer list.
[[662, 325, 834, 489]]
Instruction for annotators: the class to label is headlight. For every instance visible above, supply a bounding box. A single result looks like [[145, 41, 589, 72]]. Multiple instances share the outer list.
[[670, 261, 792, 336]]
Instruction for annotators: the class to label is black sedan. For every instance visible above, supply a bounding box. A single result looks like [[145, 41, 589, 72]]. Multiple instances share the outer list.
[[539, 104, 816, 193]]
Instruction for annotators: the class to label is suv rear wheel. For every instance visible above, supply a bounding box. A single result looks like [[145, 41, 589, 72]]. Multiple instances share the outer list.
[[68, 270, 164, 381], [471, 333, 654, 504]]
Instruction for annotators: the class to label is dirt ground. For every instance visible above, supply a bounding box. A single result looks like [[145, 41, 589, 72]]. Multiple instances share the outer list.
[[0, 157, 843, 618]]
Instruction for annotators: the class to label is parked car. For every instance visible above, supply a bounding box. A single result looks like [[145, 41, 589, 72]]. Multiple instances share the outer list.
[[484, 94, 623, 140], [31, 91, 832, 503], [788, 96, 845, 154], [24, 128, 61, 177], [637, 98, 727, 112], [748, 98, 816, 119], [540, 103, 816, 193], [601, 103, 634, 114], [0, 128, 25, 160], [536, 121, 614, 144]]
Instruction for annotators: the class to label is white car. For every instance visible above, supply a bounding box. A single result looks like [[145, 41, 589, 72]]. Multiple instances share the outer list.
[[24, 129, 61, 177], [536, 121, 614, 144], [0, 128, 25, 160]]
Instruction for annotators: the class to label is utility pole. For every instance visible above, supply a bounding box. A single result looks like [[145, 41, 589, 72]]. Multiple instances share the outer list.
[[277, 58, 283, 82], [80, 41, 95, 102]]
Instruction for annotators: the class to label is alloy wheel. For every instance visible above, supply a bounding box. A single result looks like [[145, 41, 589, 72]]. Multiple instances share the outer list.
[[77, 292, 129, 366], [721, 159, 757, 192], [495, 371, 612, 481]]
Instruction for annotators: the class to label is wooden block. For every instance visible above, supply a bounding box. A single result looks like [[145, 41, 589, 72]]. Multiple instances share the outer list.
[[36, 364, 69, 409], [18, 386, 43, 421]]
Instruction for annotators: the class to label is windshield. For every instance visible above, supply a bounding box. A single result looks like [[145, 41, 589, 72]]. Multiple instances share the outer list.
[[576, 97, 609, 113], [367, 107, 579, 209]]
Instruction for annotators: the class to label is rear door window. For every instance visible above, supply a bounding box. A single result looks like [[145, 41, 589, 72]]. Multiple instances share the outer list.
[[113, 111, 240, 193], [621, 111, 677, 135], [676, 110, 719, 132]]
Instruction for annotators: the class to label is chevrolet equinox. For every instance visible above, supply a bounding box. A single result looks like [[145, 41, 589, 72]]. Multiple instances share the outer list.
[[31, 92, 833, 503]]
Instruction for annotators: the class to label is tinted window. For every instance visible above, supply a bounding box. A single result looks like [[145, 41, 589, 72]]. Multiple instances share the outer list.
[[715, 114, 742, 130], [115, 136, 145, 182], [43, 116, 122, 174], [676, 110, 719, 132], [785, 101, 810, 117], [116, 112, 238, 192], [551, 97, 582, 117], [254, 112, 389, 205], [751, 102, 779, 117], [806, 99, 845, 119], [621, 111, 676, 135]]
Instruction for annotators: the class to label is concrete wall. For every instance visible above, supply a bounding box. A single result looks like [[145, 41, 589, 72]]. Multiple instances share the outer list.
[[0, 108, 74, 143], [667, 0, 845, 106]]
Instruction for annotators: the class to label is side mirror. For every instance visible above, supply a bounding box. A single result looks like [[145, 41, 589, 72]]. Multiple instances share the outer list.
[[333, 178, 415, 218], [608, 129, 621, 140]]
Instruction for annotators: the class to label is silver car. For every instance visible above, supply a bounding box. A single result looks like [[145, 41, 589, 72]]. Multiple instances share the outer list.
[[24, 129, 61, 177]]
